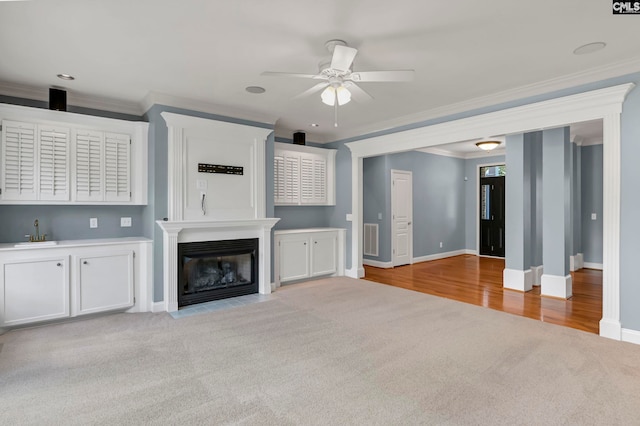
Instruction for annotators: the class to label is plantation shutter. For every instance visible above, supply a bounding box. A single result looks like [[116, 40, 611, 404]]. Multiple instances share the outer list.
[[300, 156, 314, 203], [284, 155, 299, 204], [38, 126, 70, 201], [104, 132, 131, 202], [273, 154, 286, 204], [313, 157, 327, 203], [1, 120, 37, 200], [75, 130, 104, 201]]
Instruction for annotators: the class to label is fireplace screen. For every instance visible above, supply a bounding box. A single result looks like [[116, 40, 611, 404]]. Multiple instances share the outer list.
[[178, 238, 258, 307]]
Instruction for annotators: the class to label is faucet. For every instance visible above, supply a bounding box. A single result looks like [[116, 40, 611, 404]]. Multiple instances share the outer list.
[[26, 219, 47, 242]]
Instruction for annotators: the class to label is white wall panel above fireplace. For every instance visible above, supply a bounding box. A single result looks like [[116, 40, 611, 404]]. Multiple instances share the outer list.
[[161, 112, 272, 222]]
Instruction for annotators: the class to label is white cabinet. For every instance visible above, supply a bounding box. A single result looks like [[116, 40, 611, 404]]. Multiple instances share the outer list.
[[1, 120, 71, 201], [0, 238, 152, 330], [0, 103, 147, 205], [74, 130, 131, 202], [274, 142, 336, 206], [1, 256, 69, 326], [74, 251, 134, 316], [274, 228, 346, 286]]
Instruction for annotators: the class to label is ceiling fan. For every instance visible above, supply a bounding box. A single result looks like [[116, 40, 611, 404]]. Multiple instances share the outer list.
[[261, 39, 415, 127]]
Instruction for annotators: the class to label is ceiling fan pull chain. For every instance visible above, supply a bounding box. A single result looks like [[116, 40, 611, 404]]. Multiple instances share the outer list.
[[334, 100, 339, 127]]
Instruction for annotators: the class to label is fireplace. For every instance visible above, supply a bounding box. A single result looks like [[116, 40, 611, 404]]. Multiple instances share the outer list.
[[178, 238, 258, 307]]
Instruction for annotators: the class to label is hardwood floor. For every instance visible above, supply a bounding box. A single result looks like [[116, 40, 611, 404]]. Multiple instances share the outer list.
[[363, 255, 603, 334]]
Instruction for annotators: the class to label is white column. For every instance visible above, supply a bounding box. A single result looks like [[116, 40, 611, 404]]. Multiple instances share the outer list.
[[162, 227, 180, 312], [349, 155, 364, 278], [600, 113, 621, 339]]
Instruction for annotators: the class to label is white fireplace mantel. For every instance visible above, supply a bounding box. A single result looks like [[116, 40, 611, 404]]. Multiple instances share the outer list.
[[157, 218, 280, 312]]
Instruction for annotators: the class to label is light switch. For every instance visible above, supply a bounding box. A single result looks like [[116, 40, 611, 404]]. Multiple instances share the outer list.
[[591, 213, 597, 220], [196, 179, 207, 190], [378, 213, 383, 220], [346, 213, 353, 221], [90, 217, 98, 228]]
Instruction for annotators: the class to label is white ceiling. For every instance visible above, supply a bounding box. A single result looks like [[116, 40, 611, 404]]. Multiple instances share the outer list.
[[0, 1, 638, 144]]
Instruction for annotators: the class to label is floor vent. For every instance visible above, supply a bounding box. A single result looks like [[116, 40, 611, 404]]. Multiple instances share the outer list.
[[364, 223, 379, 257]]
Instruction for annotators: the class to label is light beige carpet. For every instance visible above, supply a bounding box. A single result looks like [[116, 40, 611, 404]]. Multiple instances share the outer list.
[[1, 277, 640, 425]]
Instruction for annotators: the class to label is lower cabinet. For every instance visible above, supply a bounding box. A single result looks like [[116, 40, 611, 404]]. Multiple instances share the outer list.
[[274, 228, 345, 286], [74, 251, 134, 316], [2, 257, 69, 326], [0, 238, 151, 329]]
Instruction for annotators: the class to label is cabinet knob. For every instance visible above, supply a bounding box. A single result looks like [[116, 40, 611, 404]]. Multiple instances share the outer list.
[[314, 241, 317, 244], [83, 261, 88, 265], [56, 263, 62, 267]]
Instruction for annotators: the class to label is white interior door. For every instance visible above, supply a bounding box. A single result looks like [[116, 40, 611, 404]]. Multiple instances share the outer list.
[[391, 169, 413, 266]]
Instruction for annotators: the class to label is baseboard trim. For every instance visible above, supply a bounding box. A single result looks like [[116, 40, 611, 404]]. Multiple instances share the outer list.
[[541, 274, 572, 299], [503, 268, 533, 292], [151, 302, 165, 313], [621, 328, 640, 345], [531, 265, 543, 287], [584, 262, 603, 270], [346, 267, 365, 278], [413, 249, 468, 264], [465, 249, 477, 255], [600, 318, 622, 340], [363, 259, 394, 268]]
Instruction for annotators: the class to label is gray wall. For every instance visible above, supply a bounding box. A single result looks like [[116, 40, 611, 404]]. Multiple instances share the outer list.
[[362, 150, 465, 263], [581, 145, 603, 264], [464, 154, 505, 251]]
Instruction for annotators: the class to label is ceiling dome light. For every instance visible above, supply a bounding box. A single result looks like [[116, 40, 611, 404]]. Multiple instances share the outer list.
[[475, 140, 501, 151], [57, 73, 75, 81], [573, 42, 606, 55]]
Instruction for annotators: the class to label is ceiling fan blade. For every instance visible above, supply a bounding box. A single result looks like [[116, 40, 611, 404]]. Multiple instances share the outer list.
[[261, 71, 320, 79], [350, 70, 415, 82], [344, 82, 373, 103], [291, 82, 329, 100], [331, 45, 358, 72]]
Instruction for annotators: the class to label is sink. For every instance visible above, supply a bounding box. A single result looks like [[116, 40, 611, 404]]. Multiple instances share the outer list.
[[14, 241, 58, 247]]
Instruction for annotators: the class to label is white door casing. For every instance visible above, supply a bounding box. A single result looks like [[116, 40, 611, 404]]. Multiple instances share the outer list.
[[391, 169, 413, 267]]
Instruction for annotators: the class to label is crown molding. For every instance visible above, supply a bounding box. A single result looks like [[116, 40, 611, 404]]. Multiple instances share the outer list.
[[142, 91, 279, 126], [0, 80, 143, 116], [332, 56, 640, 142]]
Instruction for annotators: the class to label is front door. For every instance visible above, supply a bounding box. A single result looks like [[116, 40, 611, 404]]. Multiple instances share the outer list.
[[391, 169, 413, 266], [479, 165, 505, 257]]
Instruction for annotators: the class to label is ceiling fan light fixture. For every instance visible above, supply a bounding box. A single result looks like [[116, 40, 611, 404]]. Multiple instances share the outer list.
[[321, 86, 336, 106], [321, 85, 351, 106], [336, 85, 351, 105], [475, 140, 501, 151]]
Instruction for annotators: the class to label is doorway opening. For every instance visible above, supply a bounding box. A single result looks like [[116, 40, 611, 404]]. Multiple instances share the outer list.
[[479, 164, 505, 257]]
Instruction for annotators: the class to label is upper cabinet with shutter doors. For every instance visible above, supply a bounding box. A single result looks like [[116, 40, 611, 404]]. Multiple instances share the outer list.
[[274, 142, 336, 206], [1, 120, 70, 201], [0, 103, 147, 205]]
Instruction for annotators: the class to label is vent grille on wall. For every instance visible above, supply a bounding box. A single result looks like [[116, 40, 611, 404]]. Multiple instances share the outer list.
[[363, 223, 379, 257]]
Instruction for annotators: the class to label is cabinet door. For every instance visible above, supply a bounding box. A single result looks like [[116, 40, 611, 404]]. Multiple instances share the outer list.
[[75, 130, 104, 202], [274, 154, 287, 204], [278, 235, 310, 282], [1, 120, 37, 201], [38, 125, 70, 201], [2, 257, 69, 326], [75, 251, 134, 315], [104, 133, 131, 202], [311, 232, 337, 277]]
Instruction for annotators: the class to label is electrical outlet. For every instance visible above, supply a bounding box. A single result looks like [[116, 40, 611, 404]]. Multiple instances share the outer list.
[[120, 217, 132, 227], [378, 213, 382, 220], [439, 242, 443, 248], [90, 218, 98, 228]]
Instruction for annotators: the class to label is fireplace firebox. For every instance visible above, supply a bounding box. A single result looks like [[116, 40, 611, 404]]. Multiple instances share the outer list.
[[178, 238, 258, 307]]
